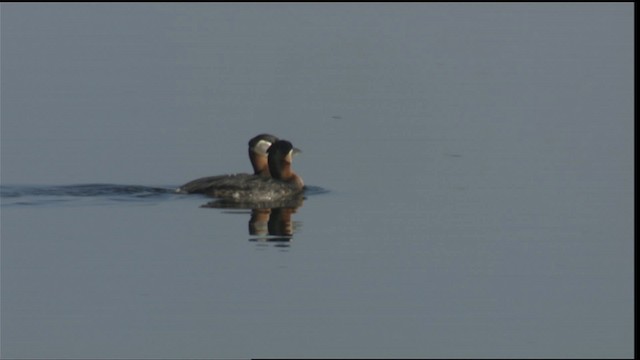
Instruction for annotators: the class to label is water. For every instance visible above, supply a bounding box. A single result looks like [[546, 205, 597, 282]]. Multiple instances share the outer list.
[[1, 3, 634, 358]]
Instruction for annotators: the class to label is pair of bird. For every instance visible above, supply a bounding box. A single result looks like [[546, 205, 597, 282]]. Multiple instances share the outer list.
[[177, 134, 304, 202]]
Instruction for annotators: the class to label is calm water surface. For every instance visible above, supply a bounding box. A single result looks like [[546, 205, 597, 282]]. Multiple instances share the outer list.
[[1, 3, 634, 358]]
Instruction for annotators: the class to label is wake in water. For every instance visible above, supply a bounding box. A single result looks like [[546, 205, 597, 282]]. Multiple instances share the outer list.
[[0, 184, 329, 207], [0, 184, 178, 207]]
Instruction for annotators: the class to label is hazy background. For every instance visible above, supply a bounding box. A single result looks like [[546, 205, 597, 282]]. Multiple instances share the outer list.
[[1, 3, 634, 358]]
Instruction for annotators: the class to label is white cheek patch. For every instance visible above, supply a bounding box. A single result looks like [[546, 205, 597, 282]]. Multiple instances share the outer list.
[[255, 140, 272, 155]]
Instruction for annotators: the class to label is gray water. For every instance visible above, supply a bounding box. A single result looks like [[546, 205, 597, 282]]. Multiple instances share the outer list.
[[0, 3, 634, 359]]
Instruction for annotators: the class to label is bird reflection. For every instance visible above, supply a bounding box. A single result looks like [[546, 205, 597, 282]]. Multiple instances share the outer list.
[[201, 194, 304, 246], [248, 207, 299, 243]]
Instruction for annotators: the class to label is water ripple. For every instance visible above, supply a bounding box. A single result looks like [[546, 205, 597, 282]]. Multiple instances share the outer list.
[[0, 184, 177, 207], [1, 184, 328, 207]]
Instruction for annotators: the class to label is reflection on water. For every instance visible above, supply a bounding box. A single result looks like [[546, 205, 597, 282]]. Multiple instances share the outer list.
[[202, 194, 305, 247], [248, 207, 300, 245], [1, 184, 324, 248]]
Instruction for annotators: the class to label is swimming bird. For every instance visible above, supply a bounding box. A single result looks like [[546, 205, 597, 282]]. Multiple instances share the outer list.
[[177, 138, 304, 203], [248, 133, 279, 177], [176, 134, 278, 194]]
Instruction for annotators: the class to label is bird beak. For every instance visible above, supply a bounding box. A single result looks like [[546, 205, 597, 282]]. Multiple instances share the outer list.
[[292, 147, 302, 156]]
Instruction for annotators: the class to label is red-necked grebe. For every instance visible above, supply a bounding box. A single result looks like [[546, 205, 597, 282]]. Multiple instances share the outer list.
[[177, 138, 304, 202], [248, 133, 279, 177], [176, 134, 278, 194]]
